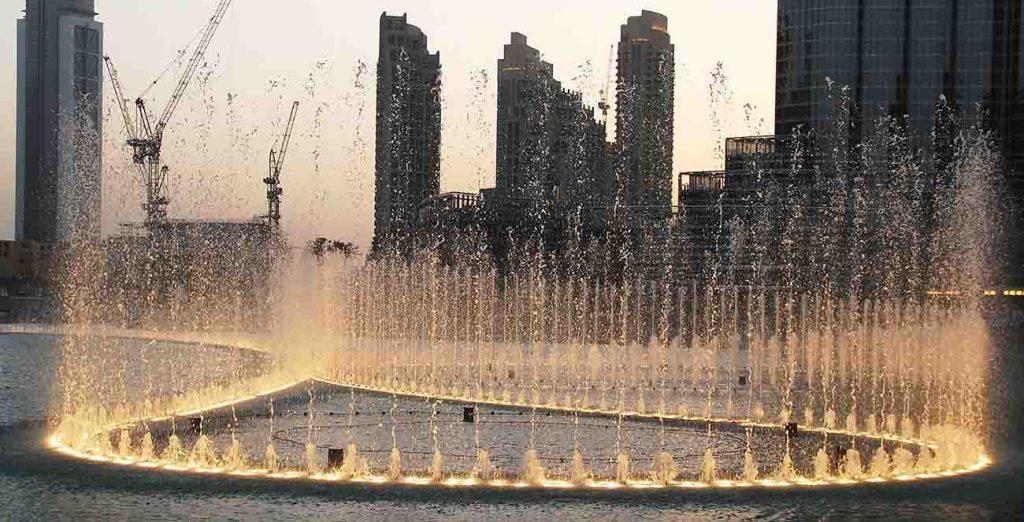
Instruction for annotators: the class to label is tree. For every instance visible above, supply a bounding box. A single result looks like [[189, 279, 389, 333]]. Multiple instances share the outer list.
[[307, 238, 360, 261]]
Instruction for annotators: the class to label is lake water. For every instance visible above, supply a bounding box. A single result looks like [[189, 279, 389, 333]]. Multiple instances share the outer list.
[[1, 332, 1022, 520]]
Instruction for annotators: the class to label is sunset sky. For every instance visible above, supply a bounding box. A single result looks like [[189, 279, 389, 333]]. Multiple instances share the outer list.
[[0, 0, 776, 248]]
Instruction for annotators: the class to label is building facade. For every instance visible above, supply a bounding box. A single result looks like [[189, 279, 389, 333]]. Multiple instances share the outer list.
[[495, 33, 608, 211], [615, 10, 674, 212], [496, 32, 559, 201], [373, 13, 442, 255], [775, 0, 1024, 282], [776, 0, 1022, 156], [17, 0, 103, 244], [105, 220, 273, 329]]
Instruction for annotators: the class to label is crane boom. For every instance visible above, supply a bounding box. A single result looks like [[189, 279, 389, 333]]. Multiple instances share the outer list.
[[155, 0, 232, 138], [272, 101, 300, 175], [108, 0, 232, 227], [265, 101, 299, 229], [103, 56, 137, 141]]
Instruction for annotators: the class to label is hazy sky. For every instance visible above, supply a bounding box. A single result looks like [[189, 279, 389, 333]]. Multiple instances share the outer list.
[[0, 1, 777, 248]]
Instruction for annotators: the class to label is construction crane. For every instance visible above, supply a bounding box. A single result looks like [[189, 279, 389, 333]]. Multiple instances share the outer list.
[[104, 0, 233, 229], [264, 101, 299, 230], [597, 44, 614, 124]]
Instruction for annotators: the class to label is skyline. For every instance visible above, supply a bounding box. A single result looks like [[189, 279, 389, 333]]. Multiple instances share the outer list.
[[0, 3, 1019, 518], [0, 1, 776, 248]]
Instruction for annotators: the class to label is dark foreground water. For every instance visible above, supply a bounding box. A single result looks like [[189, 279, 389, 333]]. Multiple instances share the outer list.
[[1, 333, 1022, 520]]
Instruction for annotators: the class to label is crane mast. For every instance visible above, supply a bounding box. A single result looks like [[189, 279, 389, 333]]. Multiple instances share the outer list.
[[598, 44, 614, 125], [111, 0, 233, 228], [264, 101, 299, 229]]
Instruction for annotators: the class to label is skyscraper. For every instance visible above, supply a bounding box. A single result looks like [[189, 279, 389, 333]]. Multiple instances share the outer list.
[[495, 33, 607, 208], [774, 0, 1024, 281], [373, 13, 441, 255], [776, 1, 1022, 169], [615, 10, 674, 212], [16, 0, 103, 243], [496, 32, 559, 201]]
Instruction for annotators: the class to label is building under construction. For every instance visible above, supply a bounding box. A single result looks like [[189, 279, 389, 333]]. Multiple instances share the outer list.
[[104, 219, 275, 330], [98, 0, 289, 330]]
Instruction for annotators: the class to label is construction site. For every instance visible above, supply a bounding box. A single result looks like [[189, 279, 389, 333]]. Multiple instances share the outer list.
[[98, 0, 298, 330]]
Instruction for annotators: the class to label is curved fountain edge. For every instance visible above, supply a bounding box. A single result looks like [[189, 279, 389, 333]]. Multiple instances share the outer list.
[[0, 323, 271, 355], [10, 324, 991, 492]]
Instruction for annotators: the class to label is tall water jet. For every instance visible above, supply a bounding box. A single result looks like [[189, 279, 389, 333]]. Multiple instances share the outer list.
[[616, 452, 630, 483], [842, 447, 863, 479], [264, 442, 279, 472], [339, 442, 361, 479], [163, 434, 183, 462], [700, 447, 716, 483], [570, 449, 588, 485], [117, 429, 131, 457], [742, 448, 758, 482], [139, 431, 154, 461], [225, 435, 246, 470], [304, 442, 320, 474], [475, 448, 494, 482], [869, 445, 890, 478], [651, 451, 677, 484], [431, 448, 444, 482], [813, 446, 830, 479], [388, 446, 402, 481], [522, 448, 545, 485], [190, 435, 216, 467]]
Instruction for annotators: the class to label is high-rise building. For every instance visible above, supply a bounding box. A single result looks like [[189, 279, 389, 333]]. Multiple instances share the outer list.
[[496, 32, 558, 201], [373, 13, 441, 255], [615, 10, 674, 212], [495, 33, 608, 209], [16, 0, 103, 244], [774, 0, 1024, 281], [776, 1, 1023, 175]]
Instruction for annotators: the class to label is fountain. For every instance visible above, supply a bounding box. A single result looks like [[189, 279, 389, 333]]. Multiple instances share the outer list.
[[38, 65, 1003, 494]]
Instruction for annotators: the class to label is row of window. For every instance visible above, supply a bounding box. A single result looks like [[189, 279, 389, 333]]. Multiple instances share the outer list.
[[386, 33, 424, 49]]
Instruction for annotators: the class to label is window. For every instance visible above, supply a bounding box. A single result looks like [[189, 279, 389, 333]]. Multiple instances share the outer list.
[[87, 54, 99, 78], [74, 52, 86, 76], [74, 26, 99, 53]]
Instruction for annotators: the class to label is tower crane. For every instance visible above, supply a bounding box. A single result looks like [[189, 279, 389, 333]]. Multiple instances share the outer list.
[[104, 0, 233, 229], [597, 44, 614, 124], [264, 101, 299, 229]]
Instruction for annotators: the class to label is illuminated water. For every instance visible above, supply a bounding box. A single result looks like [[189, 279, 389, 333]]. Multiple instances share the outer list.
[[2, 333, 1022, 519]]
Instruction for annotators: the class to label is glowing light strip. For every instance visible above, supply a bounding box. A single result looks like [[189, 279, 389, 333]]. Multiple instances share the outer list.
[[47, 435, 992, 491], [40, 327, 995, 492]]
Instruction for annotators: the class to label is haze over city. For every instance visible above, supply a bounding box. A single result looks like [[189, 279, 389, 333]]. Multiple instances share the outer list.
[[0, 0, 776, 248]]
